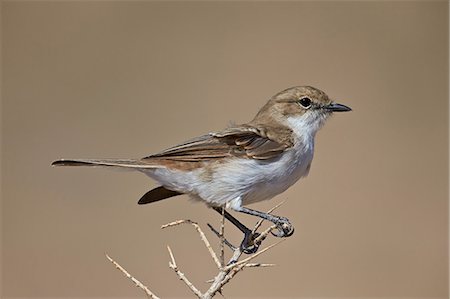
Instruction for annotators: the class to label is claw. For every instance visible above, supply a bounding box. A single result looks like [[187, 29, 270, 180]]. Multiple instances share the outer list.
[[240, 232, 262, 254], [270, 218, 295, 238], [241, 244, 259, 254]]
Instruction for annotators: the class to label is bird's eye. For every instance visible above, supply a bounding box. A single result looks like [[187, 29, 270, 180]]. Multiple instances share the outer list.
[[298, 97, 312, 109]]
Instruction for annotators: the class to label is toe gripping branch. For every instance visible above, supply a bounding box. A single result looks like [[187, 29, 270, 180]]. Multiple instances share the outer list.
[[211, 205, 294, 254]]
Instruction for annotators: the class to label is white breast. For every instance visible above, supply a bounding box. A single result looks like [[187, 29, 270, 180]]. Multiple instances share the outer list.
[[194, 124, 315, 209]]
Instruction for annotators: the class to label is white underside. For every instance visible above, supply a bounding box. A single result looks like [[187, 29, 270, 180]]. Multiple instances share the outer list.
[[141, 114, 322, 210]]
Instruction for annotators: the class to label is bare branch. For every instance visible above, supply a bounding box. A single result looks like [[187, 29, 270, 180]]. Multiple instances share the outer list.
[[253, 224, 277, 245], [253, 201, 285, 233], [110, 201, 288, 298], [244, 263, 276, 268], [207, 223, 236, 251], [219, 207, 225, 267], [162, 219, 222, 269], [224, 240, 284, 271], [167, 246, 203, 298], [105, 254, 160, 299]]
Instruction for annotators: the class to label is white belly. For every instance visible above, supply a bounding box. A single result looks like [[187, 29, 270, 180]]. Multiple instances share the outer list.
[[142, 142, 313, 209], [202, 146, 313, 209], [143, 126, 315, 209]]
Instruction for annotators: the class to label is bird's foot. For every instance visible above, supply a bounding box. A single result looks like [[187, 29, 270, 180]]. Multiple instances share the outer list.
[[271, 216, 295, 238], [208, 223, 261, 254], [240, 231, 262, 254]]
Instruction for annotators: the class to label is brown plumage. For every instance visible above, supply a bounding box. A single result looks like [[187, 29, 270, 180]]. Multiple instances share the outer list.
[[52, 86, 351, 210]]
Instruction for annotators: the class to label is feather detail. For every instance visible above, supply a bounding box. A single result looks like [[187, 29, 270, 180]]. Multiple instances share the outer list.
[[142, 125, 293, 163], [51, 159, 156, 168]]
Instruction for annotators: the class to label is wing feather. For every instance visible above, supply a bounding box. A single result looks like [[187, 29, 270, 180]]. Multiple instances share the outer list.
[[141, 125, 293, 163]]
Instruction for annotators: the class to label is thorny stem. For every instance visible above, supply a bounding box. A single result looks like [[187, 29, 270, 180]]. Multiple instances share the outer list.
[[107, 202, 288, 298], [105, 254, 160, 299], [167, 246, 203, 298], [219, 207, 225, 268], [162, 220, 222, 269]]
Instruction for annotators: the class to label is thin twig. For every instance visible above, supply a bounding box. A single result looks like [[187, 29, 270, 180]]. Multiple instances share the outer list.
[[211, 260, 248, 294], [253, 201, 285, 233], [244, 263, 276, 268], [105, 254, 160, 299], [225, 240, 284, 271], [207, 223, 236, 251], [167, 246, 203, 298], [207, 262, 275, 271], [111, 202, 288, 299], [162, 219, 222, 269], [219, 207, 225, 267], [203, 248, 243, 299], [253, 224, 277, 245]]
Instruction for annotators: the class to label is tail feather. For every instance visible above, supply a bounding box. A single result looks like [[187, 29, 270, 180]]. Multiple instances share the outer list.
[[138, 186, 182, 205], [51, 158, 156, 169]]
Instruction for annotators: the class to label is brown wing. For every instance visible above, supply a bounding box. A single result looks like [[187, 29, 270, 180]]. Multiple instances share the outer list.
[[142, 125, 293, 162]]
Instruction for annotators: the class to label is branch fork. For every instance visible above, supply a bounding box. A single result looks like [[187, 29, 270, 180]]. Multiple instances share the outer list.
[[106, 202, 287, 298]]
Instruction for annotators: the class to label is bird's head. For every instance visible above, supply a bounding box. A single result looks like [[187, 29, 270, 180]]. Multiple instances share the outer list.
[[253, 86, 351, 137]]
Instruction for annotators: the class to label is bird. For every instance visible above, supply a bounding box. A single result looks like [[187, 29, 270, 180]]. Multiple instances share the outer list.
[[52, 86, 351, 251]]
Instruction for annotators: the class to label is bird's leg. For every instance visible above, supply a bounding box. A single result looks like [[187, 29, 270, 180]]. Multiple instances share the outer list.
[[207, 223, 237, 251], [234, 206, 294, 238], [212, 207, 261, 254]]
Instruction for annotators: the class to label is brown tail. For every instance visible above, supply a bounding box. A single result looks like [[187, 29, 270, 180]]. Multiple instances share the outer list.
[[51, 158, 156, 169]]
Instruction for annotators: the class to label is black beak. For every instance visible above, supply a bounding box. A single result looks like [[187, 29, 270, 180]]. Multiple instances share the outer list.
[[326, 102, 352, 112]]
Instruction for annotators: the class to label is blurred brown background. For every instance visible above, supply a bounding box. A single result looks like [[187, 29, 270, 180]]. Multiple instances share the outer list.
[[1, 1, 448, 298]]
